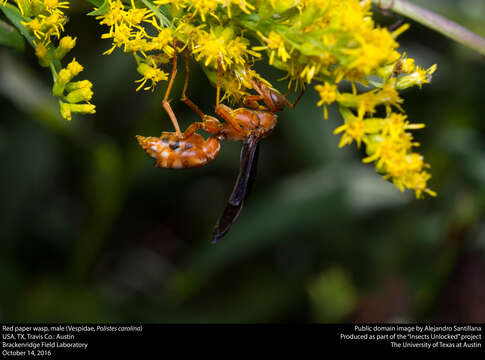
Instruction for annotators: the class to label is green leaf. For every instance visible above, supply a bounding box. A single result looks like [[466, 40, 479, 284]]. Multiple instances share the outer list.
[[85, 0, 105, 7], [158, 4, 172, 21], [0, 3, 34, 47], [0, 19, 25, 51], [87, 0, 110, 16]]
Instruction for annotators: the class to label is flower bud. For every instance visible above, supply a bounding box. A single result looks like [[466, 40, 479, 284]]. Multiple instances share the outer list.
[[65, 87, 94, 103], [54, 36, 77, 60], [67, 59, 84, 77], [70, 103, 96, 115], [59, 102, 96, 121], [65, 80, 93, 92], [396, 65, 437, 89], [137, 62, 152, 77], [59, 101, 72, 121]]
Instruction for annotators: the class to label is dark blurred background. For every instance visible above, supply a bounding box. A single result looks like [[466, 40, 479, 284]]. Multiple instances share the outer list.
[[0, 0, 484, 323]]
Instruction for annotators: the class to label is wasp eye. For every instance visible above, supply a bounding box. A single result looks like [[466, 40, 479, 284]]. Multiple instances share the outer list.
[[271, 92, 287, 111]]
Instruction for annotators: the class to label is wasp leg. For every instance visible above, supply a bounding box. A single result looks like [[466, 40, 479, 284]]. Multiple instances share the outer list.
[[286, 87, 305, 109], [250, 79, 304, 110], [213, 60, 243, 133], [283, 81, 294, 97], [243, 95, 265, 109], [162, 53, 182, 137], [182, 117, 221, 138], [215, 104, 248, 135], [178, 52, 224, 139], [180, 51, 208, 120]]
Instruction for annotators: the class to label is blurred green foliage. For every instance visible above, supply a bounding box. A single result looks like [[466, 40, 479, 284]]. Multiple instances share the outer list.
[[0, 0, 484, 323]]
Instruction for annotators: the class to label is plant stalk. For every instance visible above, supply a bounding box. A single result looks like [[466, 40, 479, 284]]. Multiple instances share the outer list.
[[372, 0, 485, 56]]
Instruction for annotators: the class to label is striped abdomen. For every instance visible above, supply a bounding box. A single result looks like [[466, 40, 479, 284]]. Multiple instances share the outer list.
[[136, 132, 220, 169]]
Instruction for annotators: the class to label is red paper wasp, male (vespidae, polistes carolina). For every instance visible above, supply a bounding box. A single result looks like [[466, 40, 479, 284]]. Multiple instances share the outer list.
[[136, 50, 303, 242]]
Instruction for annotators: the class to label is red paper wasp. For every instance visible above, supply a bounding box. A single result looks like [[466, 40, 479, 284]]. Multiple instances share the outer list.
[[136, 50, 303, 242]]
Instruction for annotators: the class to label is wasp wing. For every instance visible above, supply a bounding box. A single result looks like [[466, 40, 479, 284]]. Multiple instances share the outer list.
[[230, 135, 260, 206], [212, 134, 260, 243], [241, 137, 259, 203]]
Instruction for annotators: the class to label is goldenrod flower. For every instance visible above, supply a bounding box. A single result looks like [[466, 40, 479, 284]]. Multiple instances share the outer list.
[[4, 0, 95, 120], [34, 41, 49, 64], [136, 62, 169, 91], [43, 0, 69, 15], [334, 108, 377, 148], [315, 83, 337, 119], [97, 0, 126, 32], [188, 0, 219, 22], [23, 18, 44, 39], [222, 0, 254, 17], [397, 64, 437, 89], [254, 31, 291, 65]]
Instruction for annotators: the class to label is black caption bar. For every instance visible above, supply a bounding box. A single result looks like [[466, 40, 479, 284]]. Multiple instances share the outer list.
[[1, 323, 483, 356]]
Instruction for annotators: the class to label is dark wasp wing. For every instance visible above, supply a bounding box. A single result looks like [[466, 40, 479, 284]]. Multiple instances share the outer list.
[[230, 135, 260, 206], [212, 134, 260, 243]]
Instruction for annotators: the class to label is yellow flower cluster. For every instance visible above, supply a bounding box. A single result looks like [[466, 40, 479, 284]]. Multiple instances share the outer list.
[[1, 0, 95, 120], [95, 0, 260, 92], [94, 0, 437, 198], [53, 59, 95, 121]]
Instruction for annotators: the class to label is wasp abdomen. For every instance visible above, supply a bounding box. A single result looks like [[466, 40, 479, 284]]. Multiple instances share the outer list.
[[136, 132, 220, 169]]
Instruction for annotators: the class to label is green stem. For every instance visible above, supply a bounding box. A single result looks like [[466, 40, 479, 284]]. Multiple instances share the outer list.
[[49, 61, 58, 82], [373, 0, 485, 56]]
